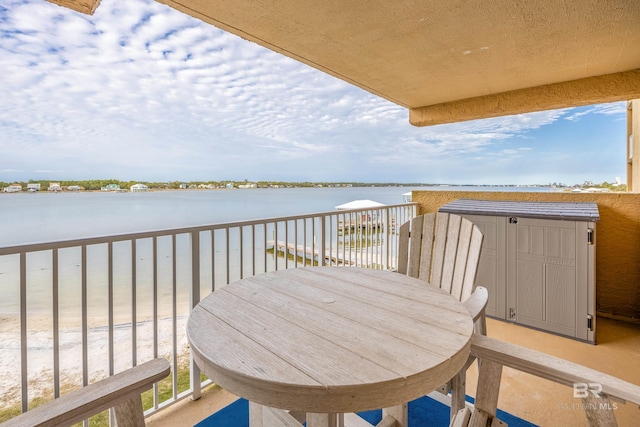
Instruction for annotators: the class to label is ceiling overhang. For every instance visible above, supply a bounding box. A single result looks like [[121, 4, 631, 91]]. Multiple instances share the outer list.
[[47, 0, 640, 126], [410, 70, 640, 126], [47, 0, 99, 15]]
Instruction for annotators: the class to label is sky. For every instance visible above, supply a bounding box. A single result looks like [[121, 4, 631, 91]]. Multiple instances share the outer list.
[[0, 0, 629, 186]]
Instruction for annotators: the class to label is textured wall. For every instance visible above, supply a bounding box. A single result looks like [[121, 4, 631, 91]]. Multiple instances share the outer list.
[[630, 100, 640, 191], [413, 190, 640, 322]]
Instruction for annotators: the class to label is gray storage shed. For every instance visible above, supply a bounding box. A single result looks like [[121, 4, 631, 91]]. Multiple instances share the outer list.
[[439, 199, 599, 343]]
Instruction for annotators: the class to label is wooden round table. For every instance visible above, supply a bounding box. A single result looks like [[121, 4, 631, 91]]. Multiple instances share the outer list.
[[187, 266, 473, 425]]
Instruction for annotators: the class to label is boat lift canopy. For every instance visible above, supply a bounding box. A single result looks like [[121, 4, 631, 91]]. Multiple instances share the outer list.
[[335, 200, 385, 210]]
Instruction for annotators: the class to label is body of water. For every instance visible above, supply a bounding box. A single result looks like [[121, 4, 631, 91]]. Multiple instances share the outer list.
[[0, 185, 554, 319], [0, 186, 551, 247]]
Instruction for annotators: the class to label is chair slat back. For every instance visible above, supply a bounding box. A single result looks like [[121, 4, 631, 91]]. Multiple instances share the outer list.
[[417, 213, 436, 280], [398, 212, 483, 302], [398, 214, 486, 421]]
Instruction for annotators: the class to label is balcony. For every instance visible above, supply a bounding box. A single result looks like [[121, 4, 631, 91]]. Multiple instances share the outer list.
[[0, 203, 415, 424], [7, 0, 640, 424], [2, 195, 640, 426]]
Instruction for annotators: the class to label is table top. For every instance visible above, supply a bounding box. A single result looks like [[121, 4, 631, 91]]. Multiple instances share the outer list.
[[187, 266, 473, 413]]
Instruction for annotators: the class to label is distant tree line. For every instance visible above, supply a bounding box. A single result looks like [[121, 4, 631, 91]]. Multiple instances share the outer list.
[[595, 181, 627, 192], [4, 179, 625, 191], [0, 179, 434, 191]]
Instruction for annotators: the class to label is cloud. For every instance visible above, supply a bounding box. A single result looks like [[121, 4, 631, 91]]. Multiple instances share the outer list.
[[565, 103, 627, 121], [0, 0, 629, 185]]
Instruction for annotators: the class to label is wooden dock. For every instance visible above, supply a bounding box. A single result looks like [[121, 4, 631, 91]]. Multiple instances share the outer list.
[[267, 240, 358, 266]]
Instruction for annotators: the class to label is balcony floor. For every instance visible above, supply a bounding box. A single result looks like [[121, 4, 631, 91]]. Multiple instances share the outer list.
[[146, 317, 640, 427]]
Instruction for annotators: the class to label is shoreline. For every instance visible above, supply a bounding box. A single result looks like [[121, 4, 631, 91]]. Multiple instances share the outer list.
[[0, 183, 625, 198], [0, 314, 190, 407], [1, 183, 559, 195]]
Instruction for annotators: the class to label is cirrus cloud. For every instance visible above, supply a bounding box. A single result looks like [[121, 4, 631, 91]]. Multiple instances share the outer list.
[[0, 0, 627, 185]]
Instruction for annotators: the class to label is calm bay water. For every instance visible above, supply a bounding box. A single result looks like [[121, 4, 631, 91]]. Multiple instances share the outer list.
[[0, 185, 552, 318], [0, 186, 550, 247], [0, 187, 417, 318], [1, 187, 407, 246]]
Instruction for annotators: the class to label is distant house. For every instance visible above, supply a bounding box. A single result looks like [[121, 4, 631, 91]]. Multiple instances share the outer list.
[[130, 183, 148, 192], [67, 185, 81, 191], [27, 183, 41, 191], [101, 184, 121, 191], [238, 183, 257, 189], [3, 184, 22, 193], [48, 183, 62, 192], [225, 183, 234, 189]]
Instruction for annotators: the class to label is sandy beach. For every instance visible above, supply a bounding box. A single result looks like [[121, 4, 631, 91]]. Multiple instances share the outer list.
[[0, 314, 189, 407]]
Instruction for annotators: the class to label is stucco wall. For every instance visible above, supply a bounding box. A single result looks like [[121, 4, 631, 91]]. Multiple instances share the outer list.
[[629, 100, 640, 191], [413, 190, 640, 322]]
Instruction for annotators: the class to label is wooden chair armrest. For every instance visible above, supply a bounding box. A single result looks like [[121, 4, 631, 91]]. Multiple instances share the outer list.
[[3, 358, 171, 427], [462, 286, 488, 323], [470, 335, 640, 406]]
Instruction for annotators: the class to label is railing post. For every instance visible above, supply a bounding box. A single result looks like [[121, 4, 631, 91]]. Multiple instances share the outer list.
[[319, 216, 327, 266], [190, 231, 202, 400], [19, 252, 27, 413], [53, 248, 61, 398], [81, 245, 88, 387], [172, 234, 179, 400], [132, 240, 138, 367], [385, 207, 391, 270]]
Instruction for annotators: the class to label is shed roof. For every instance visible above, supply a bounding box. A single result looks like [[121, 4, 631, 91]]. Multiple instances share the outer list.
[[439, 199, 600, 222]]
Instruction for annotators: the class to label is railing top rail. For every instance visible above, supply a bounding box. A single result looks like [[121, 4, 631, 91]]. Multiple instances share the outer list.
[[0, 203, 417, 255]]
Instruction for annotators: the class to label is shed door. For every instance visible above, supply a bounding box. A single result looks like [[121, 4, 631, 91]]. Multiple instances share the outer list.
[[507, 217, 580, 338]]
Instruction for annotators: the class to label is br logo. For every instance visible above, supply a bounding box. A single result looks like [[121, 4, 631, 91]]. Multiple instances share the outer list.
[[573, 382, 603, 398]]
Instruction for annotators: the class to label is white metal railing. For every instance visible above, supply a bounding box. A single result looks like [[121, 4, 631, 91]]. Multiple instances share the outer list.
[[0, 203, 416, 424]]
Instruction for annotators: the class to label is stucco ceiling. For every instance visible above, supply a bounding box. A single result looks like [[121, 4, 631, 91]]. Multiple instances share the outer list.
[[49, 0, 640, 125]]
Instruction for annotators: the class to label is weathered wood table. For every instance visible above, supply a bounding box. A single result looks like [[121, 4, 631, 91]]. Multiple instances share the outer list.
[[187, 266, 473, 427]]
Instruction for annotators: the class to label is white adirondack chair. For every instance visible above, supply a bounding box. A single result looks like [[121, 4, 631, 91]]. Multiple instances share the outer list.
[[397, 212, 488, 418], [2, 358, 170, 427]]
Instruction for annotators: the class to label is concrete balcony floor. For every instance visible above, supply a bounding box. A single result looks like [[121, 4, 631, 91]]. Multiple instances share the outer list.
[[146, 317, 640, 427]]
